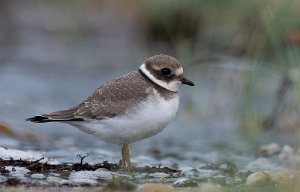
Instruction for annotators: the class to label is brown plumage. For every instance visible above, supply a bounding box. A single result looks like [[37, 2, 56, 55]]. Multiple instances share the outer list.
[[27, 55, 185, 123], [26, 70, 177, 123]]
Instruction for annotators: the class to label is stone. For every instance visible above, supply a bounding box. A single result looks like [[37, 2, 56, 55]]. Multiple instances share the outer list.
[[245, 171, 271, 186], [173, 178, 198, 187]]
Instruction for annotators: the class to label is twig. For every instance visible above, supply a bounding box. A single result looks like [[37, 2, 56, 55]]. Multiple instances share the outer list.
[[26, 157, 44, 169], [77, 153, 89, 165]]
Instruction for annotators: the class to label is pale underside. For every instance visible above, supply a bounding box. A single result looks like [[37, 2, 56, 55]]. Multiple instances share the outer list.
[[69, 89, 179, 144]]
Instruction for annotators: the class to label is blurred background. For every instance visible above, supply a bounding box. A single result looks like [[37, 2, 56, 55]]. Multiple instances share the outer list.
[[1, 0, 300, 178]]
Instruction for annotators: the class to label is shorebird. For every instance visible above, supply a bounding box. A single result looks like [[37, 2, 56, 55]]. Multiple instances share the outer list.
[[26, 54, 194, 171]]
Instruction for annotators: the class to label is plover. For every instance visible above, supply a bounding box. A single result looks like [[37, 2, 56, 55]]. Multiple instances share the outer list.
[[26, 54, 194, 171]]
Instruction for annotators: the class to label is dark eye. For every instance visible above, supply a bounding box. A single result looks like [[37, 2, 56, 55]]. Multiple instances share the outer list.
[[161, 68, 171, 76]]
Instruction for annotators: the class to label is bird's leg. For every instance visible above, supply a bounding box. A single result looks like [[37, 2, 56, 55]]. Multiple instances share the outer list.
[[121, 144, 126, 171], [121, 143, 132, 172], [124, 144, 132, 171]]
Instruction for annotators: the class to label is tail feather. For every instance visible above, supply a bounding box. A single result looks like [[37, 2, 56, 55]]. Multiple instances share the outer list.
[[26, 106, 84, 123], [26, 115, 83, 123], [26, 115, 52, 123]]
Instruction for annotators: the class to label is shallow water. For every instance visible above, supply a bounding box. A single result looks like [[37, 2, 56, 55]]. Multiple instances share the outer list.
[[0, 1, 300, 187], [1, 59, 299, 186]]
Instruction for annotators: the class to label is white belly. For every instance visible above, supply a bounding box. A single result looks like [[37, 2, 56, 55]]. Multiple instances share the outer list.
[[70, 93, 179, 145]]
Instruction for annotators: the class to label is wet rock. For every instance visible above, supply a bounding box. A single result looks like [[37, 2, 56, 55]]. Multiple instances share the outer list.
[[0, 147, 45, 162], [259, 143, 282, 156], [46, 176, 68, 185], [259, 144, 300, 166], [279, 145, 295, 160], [49, 173, 60, 177], [245, 171, 271, 186], [199, 161, 237, 177], [0, 166, 9, 174], [6, 166, 30, 178], [173, 178, 198, 187], [70, 178, 98, 186], [69, 168, 113, 185], [30, 173, 46, 179], [200, 183, 222, 192], [149, 172, 169, 178], [245, 158, 280, 171], [243, 169, 293, 187], [141, 183, 174, 192]]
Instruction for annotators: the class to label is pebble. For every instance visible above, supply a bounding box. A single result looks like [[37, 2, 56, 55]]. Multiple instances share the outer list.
[[149, 172, 169, 178], [30, 173, 46, 179], [6, 166, 30, 180], [173, 178, 198, 187], [246, 170, 293, 186], [69, 168, 113, 184], [246, 171, 271, 186], [279, 145, 294, 160], [46, 176, 68, 185], [260, 143, 281, 156], [141, 183, 174, 192]]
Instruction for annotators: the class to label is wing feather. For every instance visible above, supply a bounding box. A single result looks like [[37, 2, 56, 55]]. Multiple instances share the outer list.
[[43, 71, 150, 121]]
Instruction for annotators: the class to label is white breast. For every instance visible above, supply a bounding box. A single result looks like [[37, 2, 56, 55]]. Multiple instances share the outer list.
[[71, 90, 179, 145]]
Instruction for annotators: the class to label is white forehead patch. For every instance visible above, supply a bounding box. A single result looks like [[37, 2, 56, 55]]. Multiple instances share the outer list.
[[139, 63, 181, 92], [175, 67, 183, 76]]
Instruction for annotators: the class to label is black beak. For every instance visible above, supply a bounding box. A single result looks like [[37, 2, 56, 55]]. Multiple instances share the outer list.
[[180, 77, 194, 86]]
